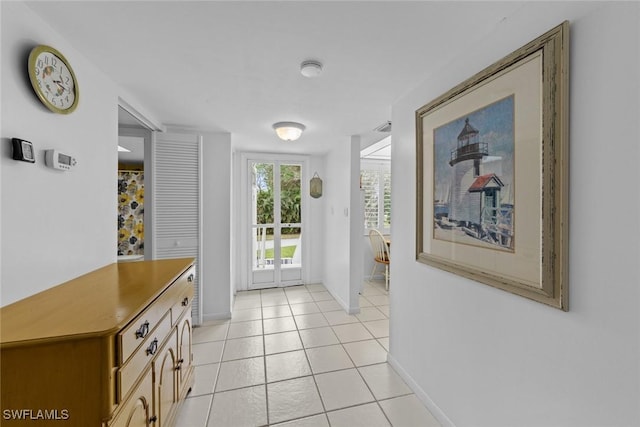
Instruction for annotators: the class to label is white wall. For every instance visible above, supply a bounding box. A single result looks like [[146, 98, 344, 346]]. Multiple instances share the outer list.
[[323, 138, 361, 313], [202, 132, 233, 320], [348, 137, 364, 310], [307, 155, 325, 284], [390, 2, 639, 426], [1, 2, 118, 305]]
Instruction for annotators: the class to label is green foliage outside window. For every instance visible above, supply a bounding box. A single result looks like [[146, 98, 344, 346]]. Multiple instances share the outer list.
[[255, 163, 301, 235]]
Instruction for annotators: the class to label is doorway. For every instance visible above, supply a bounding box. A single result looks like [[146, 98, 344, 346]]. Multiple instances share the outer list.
[[249, 160, 303, 289], [360, 136, 392, 285], [117, 106, 152, 261]]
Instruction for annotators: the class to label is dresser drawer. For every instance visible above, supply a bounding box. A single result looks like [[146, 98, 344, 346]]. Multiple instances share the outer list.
[[118, 296, 175, 365], [171, 277, 194, 325], [117, 311, 172, 403]]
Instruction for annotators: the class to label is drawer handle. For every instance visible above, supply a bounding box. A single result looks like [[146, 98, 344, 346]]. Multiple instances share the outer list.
[[146, 338, 158, 356], [176, 358, 185, 371], [149, 415, 158, 423], [181, 297, 189, 306], [187, 273, 195, 283], [135, 321, 150, 339]]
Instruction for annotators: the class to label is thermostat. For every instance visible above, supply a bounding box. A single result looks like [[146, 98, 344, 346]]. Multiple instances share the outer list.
[[12, 138, 36, 163], [45, 149, 77, 171]]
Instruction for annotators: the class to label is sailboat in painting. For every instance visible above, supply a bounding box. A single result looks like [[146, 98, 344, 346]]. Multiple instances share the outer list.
[[432, 96, 515, 251]]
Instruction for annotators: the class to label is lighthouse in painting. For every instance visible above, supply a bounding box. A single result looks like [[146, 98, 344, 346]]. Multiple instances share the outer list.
[[448, 118, 492, 221], [433, 96, 515, 251]]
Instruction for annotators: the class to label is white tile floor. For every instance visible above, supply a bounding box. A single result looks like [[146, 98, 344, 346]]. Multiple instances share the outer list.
[[175, 281, 441, 427]]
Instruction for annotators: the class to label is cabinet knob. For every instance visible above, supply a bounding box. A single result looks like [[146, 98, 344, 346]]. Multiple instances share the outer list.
[[181, 297, 189, 306], [187, 273, 195, 283], [146, 338, 158, 356], [135, 321, 149, 339], [149, 415, 158, 423]]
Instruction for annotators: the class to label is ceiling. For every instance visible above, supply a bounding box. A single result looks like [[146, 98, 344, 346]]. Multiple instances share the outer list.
[[117, 134, 145, 165], [361, 136, 391, 160], [25, 1, 523, 155]]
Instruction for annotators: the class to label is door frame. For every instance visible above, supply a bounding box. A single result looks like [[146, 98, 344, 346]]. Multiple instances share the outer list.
[[118, 97, 164, 261], [237, 152, 311, 291]]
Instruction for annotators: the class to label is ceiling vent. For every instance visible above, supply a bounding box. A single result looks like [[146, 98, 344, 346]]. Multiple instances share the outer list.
[[375, 121, 392, 133]]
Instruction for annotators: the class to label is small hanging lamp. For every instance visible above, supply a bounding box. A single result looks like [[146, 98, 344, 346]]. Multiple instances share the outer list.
[[310, 172, 323, 198]]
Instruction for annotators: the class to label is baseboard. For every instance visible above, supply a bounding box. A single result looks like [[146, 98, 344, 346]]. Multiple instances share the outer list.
[[386, 353, 455, 427], [367, 274, 386, 282], [324, 286, 360, 315], [201, 312, 231, 324], [347, 305, 360, 315]]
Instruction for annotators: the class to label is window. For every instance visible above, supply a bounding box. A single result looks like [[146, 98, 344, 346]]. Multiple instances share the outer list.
[[361, 160, 391, 234]]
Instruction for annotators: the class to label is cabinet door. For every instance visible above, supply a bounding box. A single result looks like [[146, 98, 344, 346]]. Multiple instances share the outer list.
[[177, 313, 194, 398], [111, 368, 154, 427], [154, 328, 178, 427]]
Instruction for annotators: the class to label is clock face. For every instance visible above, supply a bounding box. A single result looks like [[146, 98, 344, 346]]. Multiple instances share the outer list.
[[28, 46, 79, 114]]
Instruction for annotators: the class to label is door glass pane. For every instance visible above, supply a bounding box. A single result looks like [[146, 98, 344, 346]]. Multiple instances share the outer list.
[[281, 227, 301, 268], [253, 226, 274, 270], [249, 160, 303, 288], [253, 163, 274, 225], [280, 164, 301, 224]]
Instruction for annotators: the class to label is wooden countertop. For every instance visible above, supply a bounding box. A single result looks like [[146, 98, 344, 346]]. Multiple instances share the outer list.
[[0, 258, 194, 347]]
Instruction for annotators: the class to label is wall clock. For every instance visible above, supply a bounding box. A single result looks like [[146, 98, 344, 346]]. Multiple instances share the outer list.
[[28, 45, 79, 114]]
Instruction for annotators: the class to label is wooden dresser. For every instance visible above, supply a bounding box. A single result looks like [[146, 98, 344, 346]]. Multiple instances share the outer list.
[[0, 258, 196, 426]]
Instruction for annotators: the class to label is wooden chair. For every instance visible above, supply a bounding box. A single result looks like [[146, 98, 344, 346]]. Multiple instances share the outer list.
[[368, 229, 390, 290]]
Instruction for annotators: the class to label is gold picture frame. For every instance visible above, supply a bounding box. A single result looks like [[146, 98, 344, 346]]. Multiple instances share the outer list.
[[416, 22, 569, 310]]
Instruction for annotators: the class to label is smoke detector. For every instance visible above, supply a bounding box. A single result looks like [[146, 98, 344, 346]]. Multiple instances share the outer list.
[[300, 60, 323, 78]]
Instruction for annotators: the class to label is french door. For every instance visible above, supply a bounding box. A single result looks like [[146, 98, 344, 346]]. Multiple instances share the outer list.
[[249, 160, 303, 289]]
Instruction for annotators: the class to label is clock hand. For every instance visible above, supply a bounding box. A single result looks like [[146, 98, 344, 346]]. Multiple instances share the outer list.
[[53, 80, 68, 93]]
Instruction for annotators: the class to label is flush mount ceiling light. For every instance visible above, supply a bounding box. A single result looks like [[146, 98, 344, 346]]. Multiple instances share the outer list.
[[273, 122, 306, 141], [300, 60, 323, 78]]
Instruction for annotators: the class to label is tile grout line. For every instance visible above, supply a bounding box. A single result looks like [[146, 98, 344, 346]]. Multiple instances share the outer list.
[[202, 282, 395, 427], [338, 293, 392, 426], [260, 289, 270, 427], [288, 286, 331, 423], [302, 286, 336, 427], [202, 319, 231, 427], [356, 284, 396, 427]]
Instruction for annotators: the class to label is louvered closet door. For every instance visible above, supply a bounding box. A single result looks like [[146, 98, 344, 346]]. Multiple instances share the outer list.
[[153, 132, 202, 325]]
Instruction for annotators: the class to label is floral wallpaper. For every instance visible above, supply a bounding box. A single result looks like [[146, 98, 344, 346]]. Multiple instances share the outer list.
[[118, 171, 144, 255]]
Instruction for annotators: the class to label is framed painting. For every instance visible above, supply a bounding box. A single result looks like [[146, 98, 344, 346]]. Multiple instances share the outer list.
[[416, 22, 569, 310]]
